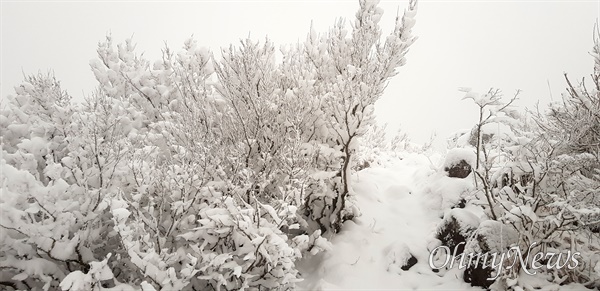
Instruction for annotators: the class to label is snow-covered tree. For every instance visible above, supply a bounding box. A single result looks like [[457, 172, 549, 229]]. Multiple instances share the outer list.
[[300, 0, 417, 233], [0, 67, 151, 290], [459, 87, 522, 220]]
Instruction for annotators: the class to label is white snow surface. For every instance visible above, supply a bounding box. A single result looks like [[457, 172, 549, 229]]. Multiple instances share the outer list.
[[438, 208, 481, 237], [298, 153, 480, 290]]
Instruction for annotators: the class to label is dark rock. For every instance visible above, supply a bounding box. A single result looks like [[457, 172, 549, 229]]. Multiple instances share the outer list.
[[445, 159, 472, 179], [401, 254, 418, 271], [435, 209, 480, 256]]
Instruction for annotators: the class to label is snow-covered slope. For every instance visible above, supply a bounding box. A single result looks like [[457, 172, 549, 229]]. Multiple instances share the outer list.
[[299, 153, 481, 290]]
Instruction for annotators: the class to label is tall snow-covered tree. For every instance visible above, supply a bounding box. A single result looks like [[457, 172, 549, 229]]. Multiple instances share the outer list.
[[300, 0, 417, 233]]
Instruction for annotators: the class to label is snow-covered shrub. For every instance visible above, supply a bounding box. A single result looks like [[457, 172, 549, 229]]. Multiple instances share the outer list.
[[213, 38, 312, 207], [0, 38, 303, 290], [0, 73, 124, 291], [457, 30, 600, 288], [1, 1, 419, 289], [87, 36, 313, 290], [301, 0, 418, 233]]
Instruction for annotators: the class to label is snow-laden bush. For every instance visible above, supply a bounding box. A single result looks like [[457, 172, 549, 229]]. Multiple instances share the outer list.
[[84, 35, 311, 290], [0, 73, 121, 291], [455, 30, 600, 288], [1, 1, 418, 289]]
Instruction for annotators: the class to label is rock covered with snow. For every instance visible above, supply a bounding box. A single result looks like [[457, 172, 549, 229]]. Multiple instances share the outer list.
[[443, 148, 476, 179], [435, 209, 481, 256], [384, 241, 418, 273]]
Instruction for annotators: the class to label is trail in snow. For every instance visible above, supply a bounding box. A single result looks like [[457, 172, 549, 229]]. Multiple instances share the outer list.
[[299, 154, 480, 290]]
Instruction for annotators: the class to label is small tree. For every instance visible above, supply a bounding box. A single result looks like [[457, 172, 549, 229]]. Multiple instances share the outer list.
[[460, 87, 521, 220], [301, 0, 417, 233]]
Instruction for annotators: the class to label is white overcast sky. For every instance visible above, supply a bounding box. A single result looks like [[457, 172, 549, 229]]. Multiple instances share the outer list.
[[1, 1, 599, 149]]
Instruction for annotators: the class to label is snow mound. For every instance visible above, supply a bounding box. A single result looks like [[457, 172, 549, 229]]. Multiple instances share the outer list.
[[422, 171, 475, 214]]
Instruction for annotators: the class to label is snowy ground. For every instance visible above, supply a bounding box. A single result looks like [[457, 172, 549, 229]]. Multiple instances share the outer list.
[[298, 153, 482, 290]]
